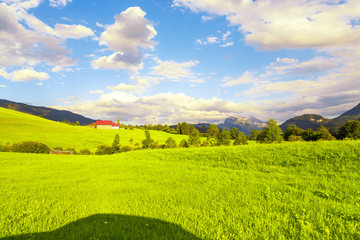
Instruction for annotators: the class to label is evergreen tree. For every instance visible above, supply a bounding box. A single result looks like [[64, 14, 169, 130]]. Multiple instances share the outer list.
[[112, 134, 120, 153]]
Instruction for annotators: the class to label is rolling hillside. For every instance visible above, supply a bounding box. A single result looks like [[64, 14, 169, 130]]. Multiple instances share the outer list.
[[0, 107, 187, 151], [0, 99, 95, 125]]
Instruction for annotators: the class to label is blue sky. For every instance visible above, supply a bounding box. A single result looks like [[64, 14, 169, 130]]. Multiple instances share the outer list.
[[1, 0, 360, 124]]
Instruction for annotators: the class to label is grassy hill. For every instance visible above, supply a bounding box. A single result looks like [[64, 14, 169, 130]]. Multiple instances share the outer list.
[[0, 107, 187, 151], [0, 141, 359, 239]]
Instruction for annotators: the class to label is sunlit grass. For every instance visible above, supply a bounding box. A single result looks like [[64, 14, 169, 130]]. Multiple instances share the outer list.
[[0, 107, 187, 151], [1, 141, 359, 239]]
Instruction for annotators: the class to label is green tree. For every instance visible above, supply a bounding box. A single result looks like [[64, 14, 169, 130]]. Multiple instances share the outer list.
[[257, 119, 283, 143], [217, 129, 231, 146], [188, 128, 201, 147], [301, 128, 318, 141], [284, 125, 304, 141], [112, 134, 121, 153], [249, 129, 259, 141], [207, 124, 219, 139], [164, 137, 177, 148], [75, 121, 80, 126], [317, 125, 335, 141], [142, 130, 154, 148], [339, 120, 360, 139], [230, 127, 239, 140], [233, 131, 248, 145], [117, 118, 120, 125]]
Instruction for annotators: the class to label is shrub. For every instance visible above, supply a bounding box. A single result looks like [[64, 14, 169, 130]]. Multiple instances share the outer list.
[[165, 137, 177, 148], [53, 146, 64, 150], [288, 135, 304, 142], [12, 141, 50, 154], [0, 142, 13, 152], [179, 139, 189, 148], [120, 146, 132, 152], [78, 149, 92, 155], [95, 145, 113, 155]]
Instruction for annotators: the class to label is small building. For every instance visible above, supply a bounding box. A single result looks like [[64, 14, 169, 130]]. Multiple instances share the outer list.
[[96, 120, 120, 129]]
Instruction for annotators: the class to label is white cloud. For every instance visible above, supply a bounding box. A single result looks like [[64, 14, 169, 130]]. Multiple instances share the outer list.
[[220, 41, 234, 47], [107, 83, 145, 93], [206, 36, 218, 44], [53, 24, 94, 39], [201, 15, 214, 22], [92, 52, 144, 71], [152, 59, 199, 80], [174, 0, 360, 50], [222, 71, 256, 86], [261, 56, 340, 78], [222, 31, 231, 41], [53, 91, 263, 124], [0, 2, 76, 68], [0, 68, 49, 82], [0, 85, 6, 88], [89, 90, 105, 94], [36, 82, 43, 86], [49, 0, 72, 8], [277, 58, 298, 64], [196, 31, 234, 47], [93, 7, 157, 72]]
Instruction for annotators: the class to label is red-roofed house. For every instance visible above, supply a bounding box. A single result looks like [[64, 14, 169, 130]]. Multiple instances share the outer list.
[[95, 120, 120, 129]]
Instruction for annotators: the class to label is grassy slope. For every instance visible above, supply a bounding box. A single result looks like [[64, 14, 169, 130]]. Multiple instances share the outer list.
[[0, 141, 359, 239], [0, 107, 187, 151]]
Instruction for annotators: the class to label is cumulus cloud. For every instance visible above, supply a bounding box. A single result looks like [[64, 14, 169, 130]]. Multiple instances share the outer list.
[[53, 91, 263, 124], [0, 2, 77, 68], [53, 24, 94, 39], [174, 0, 360, 50], [92, 7, 157, 72], [0, 85, 6, 88], [0, 68, 50, 82]]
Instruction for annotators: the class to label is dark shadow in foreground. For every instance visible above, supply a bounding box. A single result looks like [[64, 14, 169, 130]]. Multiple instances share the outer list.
[[1, 214, 202, 240]]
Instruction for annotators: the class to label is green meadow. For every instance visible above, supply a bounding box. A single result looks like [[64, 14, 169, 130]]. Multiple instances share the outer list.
[[1, 107, 360, 239], [1, 141, 360, 239], [0, 108, 187, 151]]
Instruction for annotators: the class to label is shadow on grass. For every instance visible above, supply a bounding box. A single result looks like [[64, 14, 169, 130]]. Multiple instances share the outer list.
[[1, 214, 202, 240]]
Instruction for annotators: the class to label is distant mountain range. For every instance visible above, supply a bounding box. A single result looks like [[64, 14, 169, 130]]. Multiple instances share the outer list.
[[279, 103, 360, 132], [0, 99, 95, 125], [1, 99, 359, 134]]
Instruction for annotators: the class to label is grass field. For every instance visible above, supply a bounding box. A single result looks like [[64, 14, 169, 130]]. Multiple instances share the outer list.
[[0, 107, 187, 151], [1, 141, 359, 239]]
